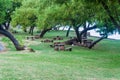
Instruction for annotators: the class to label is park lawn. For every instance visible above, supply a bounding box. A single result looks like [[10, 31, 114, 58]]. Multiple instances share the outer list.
[[0, 30, 120, 80]]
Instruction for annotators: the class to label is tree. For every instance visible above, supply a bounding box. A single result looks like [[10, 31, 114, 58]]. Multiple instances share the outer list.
[[11, 0, 39, 34], [54, 0, 119, 49], [0, 0, 24, 50], [11, 0, 66, 37], [37, 3, 66, 37], [79, 0, 120, 48], [11, 0, 119, 49], [2, 0, 23, 30], [11, 0, 54, 36], [54, 0, 96, 42], [11, 7, 37, 35], [83, 0, 120, 30]]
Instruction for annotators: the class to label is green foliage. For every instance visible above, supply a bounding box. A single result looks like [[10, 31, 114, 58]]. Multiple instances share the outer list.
[[37, 4, 65, 29], [0, 0, 12, 24], [11, 7, 37, 27], [83, 0, 120, 29], [10, 0, 120, 35]]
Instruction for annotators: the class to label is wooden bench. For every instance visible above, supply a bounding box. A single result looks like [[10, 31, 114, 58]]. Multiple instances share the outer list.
[[54, 42, 65, 51], [50, 42, 72, 51]]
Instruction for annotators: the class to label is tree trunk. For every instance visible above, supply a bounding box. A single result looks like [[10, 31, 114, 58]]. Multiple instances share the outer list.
[[74, 27, 80, 42], [79, 25, 97, 43], [88, 35, 107, 49], [0, 26, 24, 50], [31, 26, 34, 35], [29, 26, 32, 34], [66, 26, 71, 37], [83, 23, 87, 38], [39, 28, 51, 38], [29, 26, 34, 35]]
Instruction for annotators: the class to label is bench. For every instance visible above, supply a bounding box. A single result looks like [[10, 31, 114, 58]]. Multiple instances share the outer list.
[[50, 42, 72, 51], [54, 43, 65, 51]]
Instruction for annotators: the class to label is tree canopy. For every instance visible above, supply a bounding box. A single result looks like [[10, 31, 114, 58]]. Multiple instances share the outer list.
[[1, 0, 119, 49]]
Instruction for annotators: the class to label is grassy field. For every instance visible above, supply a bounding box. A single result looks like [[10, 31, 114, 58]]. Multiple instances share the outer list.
[[0, 30, 120, 80]]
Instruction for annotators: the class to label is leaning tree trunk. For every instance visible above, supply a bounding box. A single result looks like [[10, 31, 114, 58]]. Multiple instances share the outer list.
[[39, 28, 51, 38], [66, 26, 71, 37], [79, 25, 97, 43], [88, 35, 107, 49], [0, 26, 24, 50]]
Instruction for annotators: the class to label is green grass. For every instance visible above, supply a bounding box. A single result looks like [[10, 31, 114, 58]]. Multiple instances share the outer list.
[[0, 30, 120, 80]]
